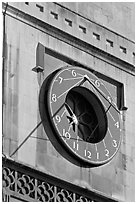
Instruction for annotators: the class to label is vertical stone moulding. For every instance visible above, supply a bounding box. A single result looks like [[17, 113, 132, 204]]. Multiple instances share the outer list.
[[32, 43, 44, 73], [132, 52, 135, 64]]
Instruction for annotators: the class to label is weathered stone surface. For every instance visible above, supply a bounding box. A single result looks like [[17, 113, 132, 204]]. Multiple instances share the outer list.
[[3, 2, 134, 201]]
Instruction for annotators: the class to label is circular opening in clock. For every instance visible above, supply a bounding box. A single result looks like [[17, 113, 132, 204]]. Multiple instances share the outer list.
[[65, 86, 108, 144]]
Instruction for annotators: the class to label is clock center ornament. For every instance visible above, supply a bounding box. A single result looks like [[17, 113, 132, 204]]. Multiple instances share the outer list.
[[39, 66, 121, 167]]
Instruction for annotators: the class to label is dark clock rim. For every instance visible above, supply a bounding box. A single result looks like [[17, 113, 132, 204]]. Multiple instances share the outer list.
[[39, 66, 121, 167]]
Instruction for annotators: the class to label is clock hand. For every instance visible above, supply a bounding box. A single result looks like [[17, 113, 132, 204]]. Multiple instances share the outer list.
[[52, 102, 65, 118], [78, 121, 92, 141], [51, 100, 77, 134], [78, 125, 85, 140], [84, 76, 120, 113], [57, 77, 86, 100], [65, 103, 78, 132], [63, 76, 83, 81], [65, 103, 74, 116], [75, 123, 78, 142], [89, 83, 117, 123], [87, 104, 112, 140], [67, 121, 74, 132], [52, 102, 74, 119]]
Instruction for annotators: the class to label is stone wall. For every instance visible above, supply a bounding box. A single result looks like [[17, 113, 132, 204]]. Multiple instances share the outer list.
[[58, 2, 135, 40], [2, 2, 135, 202]]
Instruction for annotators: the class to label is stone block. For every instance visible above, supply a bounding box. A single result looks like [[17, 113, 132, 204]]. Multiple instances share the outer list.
[[101, 163, 116, 181], [18, 94, 32, 117], [90, 165, 102, 176], [125, 171, 135, 189], [93, 57, 106, 74], [3, 138, 10, 156], [36, 122, 48, 140], [79, 51, 94, 68], [120, 142, 135, 159], [44, 52, 67, 72], [117, 151, 134, 174], [10, 123, 18, 142], [125, 185, 135, 202], [53, 157, 81, 184], [116, 152, 126, 171], [30, 98, 39, 118], [80, 167, 90, 184], [36, 136, 47, 154], [18, 136, 37, 166], [94, 7, 108, 26], [36, 152, 52, 174], [115, 167, 125, 186], [112, 183, 125, 201], [9, 139, 18, 159], [92, 173, 113, 196], [126, 156, 135, 174], [47, 140, 59, 157]]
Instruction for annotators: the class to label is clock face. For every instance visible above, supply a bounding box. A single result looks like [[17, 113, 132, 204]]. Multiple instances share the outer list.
[[39, 66, 121, 167]]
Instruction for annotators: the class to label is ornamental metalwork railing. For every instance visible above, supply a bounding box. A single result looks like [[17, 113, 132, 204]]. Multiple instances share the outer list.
[[2, 157, 117, 202]]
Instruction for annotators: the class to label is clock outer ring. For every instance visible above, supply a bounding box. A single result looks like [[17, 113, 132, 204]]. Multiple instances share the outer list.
[[41, 66, 121, 167]]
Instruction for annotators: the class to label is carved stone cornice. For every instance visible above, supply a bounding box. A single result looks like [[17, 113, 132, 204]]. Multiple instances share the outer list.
[[2, 2, 135, 75]]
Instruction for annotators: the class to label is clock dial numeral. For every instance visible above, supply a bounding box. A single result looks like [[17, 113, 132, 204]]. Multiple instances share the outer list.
[[95, 79, 100, 88], [85, 149, 92, 159], [52, 94, 57, 102], [97, 152, 99, 160], [55, 115, 61, 123], [105, 149, 109, 157], [71, 70, 77, 77], [115, 121, 119, 128], [59, 76, 63, 84], [112, 139, 117, 148], [63, 129, 71, 139], [73, 142, 79, 150]]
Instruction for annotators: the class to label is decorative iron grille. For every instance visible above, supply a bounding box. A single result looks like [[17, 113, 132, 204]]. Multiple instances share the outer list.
[[2, 157, 117, 202]]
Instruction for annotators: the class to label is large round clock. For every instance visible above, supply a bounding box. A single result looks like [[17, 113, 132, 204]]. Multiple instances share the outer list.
[[39, 66, 121, 167]]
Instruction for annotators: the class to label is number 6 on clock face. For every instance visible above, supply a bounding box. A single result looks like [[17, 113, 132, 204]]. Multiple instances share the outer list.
[[39, 66, 121, 167]]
